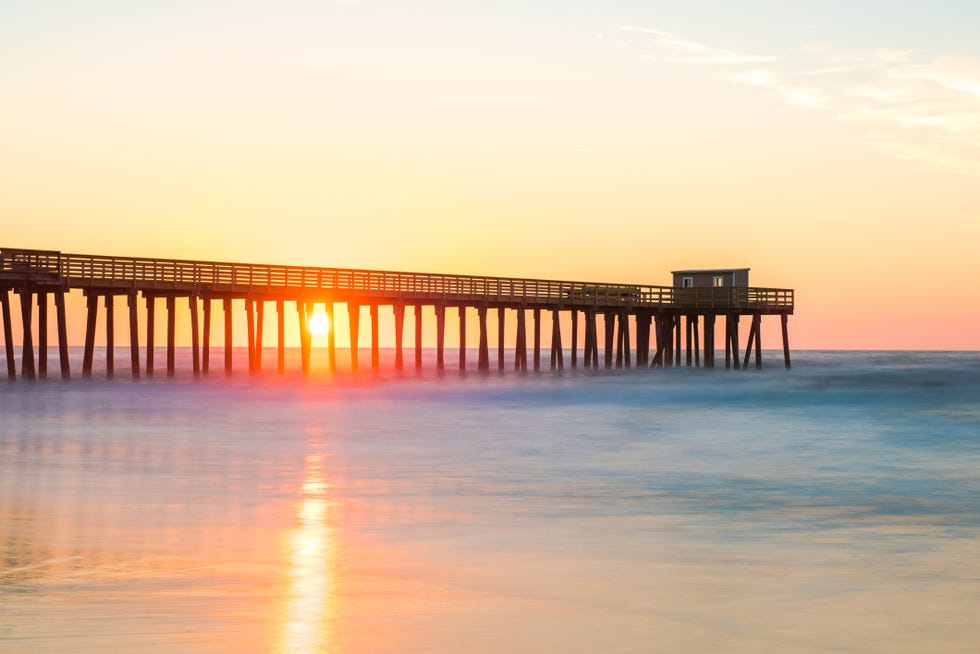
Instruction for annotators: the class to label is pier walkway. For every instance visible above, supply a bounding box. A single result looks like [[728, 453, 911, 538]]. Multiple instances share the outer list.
[[0, 248, 794, 379]]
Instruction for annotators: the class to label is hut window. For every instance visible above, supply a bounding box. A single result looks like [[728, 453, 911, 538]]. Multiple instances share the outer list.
[[713, 275, 725, 287], [682, 276, 693, 288]]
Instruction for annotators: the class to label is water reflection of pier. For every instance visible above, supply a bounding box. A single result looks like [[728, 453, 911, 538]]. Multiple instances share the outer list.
[[1, 247, 794, 379]]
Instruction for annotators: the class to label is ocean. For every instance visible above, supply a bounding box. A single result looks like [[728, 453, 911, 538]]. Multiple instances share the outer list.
[[2, 350, 979, 653]]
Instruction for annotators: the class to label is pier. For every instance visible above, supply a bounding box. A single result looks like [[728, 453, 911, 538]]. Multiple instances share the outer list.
[[0, 248, 794, 380]]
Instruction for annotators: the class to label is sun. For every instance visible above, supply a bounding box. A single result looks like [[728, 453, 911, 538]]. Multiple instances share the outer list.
[[308, 313, 330, 336]]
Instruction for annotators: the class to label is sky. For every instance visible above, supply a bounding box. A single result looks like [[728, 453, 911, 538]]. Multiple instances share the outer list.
[[3, 0, 980, 349]]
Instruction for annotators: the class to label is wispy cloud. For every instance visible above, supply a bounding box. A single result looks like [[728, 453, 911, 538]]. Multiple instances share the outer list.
[[620, 27, 775, 65], [618, 27, 980, 175]]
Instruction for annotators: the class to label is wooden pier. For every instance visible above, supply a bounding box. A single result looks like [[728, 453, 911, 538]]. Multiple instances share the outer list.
[[0, 248, 794, 380]]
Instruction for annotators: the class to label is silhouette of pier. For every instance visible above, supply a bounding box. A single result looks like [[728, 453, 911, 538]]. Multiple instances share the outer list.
[[0, 248, 794, 380]]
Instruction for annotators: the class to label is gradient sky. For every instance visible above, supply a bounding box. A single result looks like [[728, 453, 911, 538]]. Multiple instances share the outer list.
[[3, 0, 980, 348]]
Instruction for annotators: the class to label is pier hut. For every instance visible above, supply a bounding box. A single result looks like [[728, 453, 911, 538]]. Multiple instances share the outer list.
[[673, 268, 750, 288]]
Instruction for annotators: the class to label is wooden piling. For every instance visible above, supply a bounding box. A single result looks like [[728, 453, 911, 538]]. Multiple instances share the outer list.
[[223, 298, 232, 374], [20, 291, 35, 379], [742, 315, 756, 370], [128, 293, 140, 378], [532, 308, 541, 371], [781, 314, 791, 369], [105, 295, 114, 379], [189, 295, 200, 376], [436, 304, 445, 371], [570, 309, 578, 368], [326, 302, 336, 372], [754, 314, 762, 369], [458, 305, 466, 371], [615, 314, 624, 369], [414, 304, 423, 371], [275, 299, 284, 373], [674, 314, 682, 367], [82, 293, 97, 378], [497, 307, 505, 370], [550, 309, 562, 371], [2, 290, 16, 380], [55, 291, 69, 379], [145, 296, 155, 377], [370, 304, 380, 370], [692, 315, 700, 367], [202, 298, 211, 374], [515, 307, 527, 371], [255, 300, 263, 372], [705, 314, 715, 368], [246, 299, 256, 373], [37, 292, 47, 379], [478, 306, 489, 371], [686, 316, 693, 367], [166, 296, 175, 377], [604, 313, 614, 369], [394, 303, 405, 371], [300, 301, 312, 373], [624, 313, 632, 368], [730, 315, 740, 370]]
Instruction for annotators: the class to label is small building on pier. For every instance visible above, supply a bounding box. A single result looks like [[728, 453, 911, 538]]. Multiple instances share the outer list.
[[672, 268, 749, 289]]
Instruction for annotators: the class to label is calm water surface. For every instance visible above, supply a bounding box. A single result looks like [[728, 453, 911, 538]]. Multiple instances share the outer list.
[[2, 351, 980, 652]]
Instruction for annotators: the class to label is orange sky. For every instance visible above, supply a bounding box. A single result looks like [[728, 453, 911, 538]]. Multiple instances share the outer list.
[[3, 1, 979, 349]]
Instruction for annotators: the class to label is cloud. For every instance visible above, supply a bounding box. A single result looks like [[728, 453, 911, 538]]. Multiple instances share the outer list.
[[616, 28, 980, 175], [621, 27, 775, 65]]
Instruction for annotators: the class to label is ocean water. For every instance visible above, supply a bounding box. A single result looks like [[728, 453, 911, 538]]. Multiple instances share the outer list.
[[2, 350, 980, 653]]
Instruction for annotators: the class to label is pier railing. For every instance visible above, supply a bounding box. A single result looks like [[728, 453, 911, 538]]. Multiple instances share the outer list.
[[0, 248, 793, 312]]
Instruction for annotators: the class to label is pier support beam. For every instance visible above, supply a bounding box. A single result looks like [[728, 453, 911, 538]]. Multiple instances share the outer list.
[[223, 298, 233, 374], [189, 296, 200, 376], [781, 315, 791, 369], [414, 305, 423, 371], [435, 304, 445, 371], [246, 299, 256, 373], [166, 296, 176, 377], [478, 306, 489, 371], [457, 306, 466, 371], [728, 315, 740, 370], [394, 303, 405, 371], [37, 292, 47, 379], [128, 293, 140, 379], [348, 302, 360, 372], [202, 298, 211, 374], [371, 304, 380, 370], [603, 313, 614, 369], [742, 314, 759, 370], [514, 308, 527, 371], [326, 302, 336, 373], [674, 314, 682, 367], [615, 314, 624, 369], [275, 300, 284, 373], [570, 309, 578, 368], [55, 291, 69, 379], [145, 296, 155, 377], [686, 316, 693, 367], [255, 300, 263, 373], [300, 301, 312, 373], [497, 307, 505, 370], [2, 290, 16, 380], [105, 295, 114, 379], [704, 314, 715, 369], [692, 315, 700, 367], [550, 309, 563, 371], [82, 294, 97, 378], [20, 291, 36, 380], [532, 308, 541, 371]]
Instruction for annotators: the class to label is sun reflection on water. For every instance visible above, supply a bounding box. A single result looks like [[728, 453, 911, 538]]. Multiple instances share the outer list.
[[278, 452, 338, 653]]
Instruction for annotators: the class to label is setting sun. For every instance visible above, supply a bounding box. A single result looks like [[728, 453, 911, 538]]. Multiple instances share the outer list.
[[308, 313, 330, 336]]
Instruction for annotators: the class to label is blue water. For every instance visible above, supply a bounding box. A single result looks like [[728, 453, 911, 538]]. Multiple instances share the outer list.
[[2, 351, 979, 652]]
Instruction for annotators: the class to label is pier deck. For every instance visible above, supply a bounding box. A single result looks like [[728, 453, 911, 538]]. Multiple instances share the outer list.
[[1, 247, 794, 379]]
